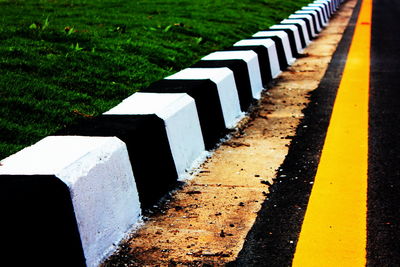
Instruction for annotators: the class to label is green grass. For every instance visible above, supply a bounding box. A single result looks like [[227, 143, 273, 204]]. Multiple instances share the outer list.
[[0, 0, 310, 160]]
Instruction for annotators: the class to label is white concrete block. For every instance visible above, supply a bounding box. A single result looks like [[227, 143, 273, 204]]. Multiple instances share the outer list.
[[166, 68, 243, 128], [309, 3, 330, 21], [0, 136, 141, 267], [234, 39, 281, 78], [315, 0, 334, 15], [289, 14, 318, 38], [202, 51, 264, 99], [296, 10, 323, 32], [281, 19, 312, 46], [270, 24, 303, 54], [105, 92, 206, 180], [328, 0, 338, 11], [309, 3, 330, 20], [302, 6, 328, 26], [253, 30, 296, 66], [314, 1, 333, 16]]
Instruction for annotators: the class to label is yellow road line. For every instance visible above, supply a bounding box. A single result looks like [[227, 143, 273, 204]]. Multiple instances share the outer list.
[[292, 0, 372, 266]]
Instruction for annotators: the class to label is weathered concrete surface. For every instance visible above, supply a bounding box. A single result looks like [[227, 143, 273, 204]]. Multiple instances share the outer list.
[[103, 0, 356, 265]]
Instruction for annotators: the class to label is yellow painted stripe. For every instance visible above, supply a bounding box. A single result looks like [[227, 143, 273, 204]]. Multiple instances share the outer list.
[[292, 0, 372, 266]]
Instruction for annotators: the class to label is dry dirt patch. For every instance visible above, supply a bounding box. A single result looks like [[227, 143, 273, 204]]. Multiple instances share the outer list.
[[103, 1, 357, 265]]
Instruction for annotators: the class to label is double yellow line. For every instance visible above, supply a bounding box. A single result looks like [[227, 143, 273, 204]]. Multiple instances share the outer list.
[[293, 0, 372, 266]]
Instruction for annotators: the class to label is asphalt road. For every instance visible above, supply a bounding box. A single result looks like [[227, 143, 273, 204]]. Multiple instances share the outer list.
[[229, 0, 400, 265], [368, 0, 400, 265]]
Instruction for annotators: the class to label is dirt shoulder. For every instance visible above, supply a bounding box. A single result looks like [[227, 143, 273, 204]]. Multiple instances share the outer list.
[[103, 1, 357, 265]]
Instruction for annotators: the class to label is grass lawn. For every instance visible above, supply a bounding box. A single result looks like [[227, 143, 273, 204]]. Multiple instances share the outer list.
[[0, 0, 310, 160]]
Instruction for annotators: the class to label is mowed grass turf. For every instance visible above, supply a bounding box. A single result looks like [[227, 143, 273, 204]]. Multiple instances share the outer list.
[[0, 0, 310, 159]]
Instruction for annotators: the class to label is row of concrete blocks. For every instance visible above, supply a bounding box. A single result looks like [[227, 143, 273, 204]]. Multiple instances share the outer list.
[[0, 0, 344, 266]]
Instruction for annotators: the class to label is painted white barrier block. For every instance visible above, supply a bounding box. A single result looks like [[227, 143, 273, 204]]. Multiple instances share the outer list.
[[334, 0, 339, 10], [302, 6, 328, 26], [295, 10, 322, 32], [270, 24, 303, 54], [202, 51, 264, 99], [105, 92, 205, 180], [313, 1, 329, 15], [305, 6, 328, 24], [166, 68, 243, 128], [233, 39, 281, 78], [315, 0, 334, 15], [315, 0, 333, 16], [294, 8, 323, 33], [252, 31, 296, 66], [309, 3, 330, 20], [289, 14, 318, 38], [310, 3, 331, 20], [0, 136, 141, 267], [328, 0, 338, 11], [281, 19, 312, 46]]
